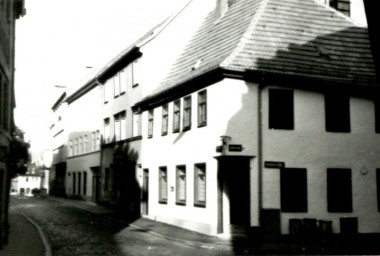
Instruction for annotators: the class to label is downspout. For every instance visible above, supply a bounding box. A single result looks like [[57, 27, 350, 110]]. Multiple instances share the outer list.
[[257, 76, 264, 228]]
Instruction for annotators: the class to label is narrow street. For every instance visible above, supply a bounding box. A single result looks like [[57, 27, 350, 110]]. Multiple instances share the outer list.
[[9, 196, 241, 256]]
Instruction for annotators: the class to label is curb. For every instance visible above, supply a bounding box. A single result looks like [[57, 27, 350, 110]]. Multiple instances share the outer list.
[[21, 214, 52, 256]]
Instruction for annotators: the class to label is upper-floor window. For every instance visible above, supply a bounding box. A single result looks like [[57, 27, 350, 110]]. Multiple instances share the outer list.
[[325, 93, 350, 133], [104, 80, 112, 103], [114, 73, 121, 97], [74, 138, 78, 155], [69, 140, 73, 156], [132, 113, 141, 137], [83, 135, 88, 153], [173, 100, 181, 133], [114, 111, 126, 141], [104, 118, 110, 143], [148, 110, 154, 138], [92, 132, 97, 151], [198, 90, 207, 127], [162, 104, 168, 136], [183, 96, 192, 131], [79, 136, 83, 154], [269, 89, 294, 130]]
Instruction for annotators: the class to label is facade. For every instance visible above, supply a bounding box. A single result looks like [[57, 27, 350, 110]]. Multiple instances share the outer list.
[[133, 0, 380, 239], [0, 0, 25, 248], [65, 81, 101, 202], [50, 93, 68, 197], [10, 174, 42, 196]]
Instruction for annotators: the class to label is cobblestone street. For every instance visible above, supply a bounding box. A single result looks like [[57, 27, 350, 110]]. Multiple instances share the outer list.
[[9, 196, 241, 256]]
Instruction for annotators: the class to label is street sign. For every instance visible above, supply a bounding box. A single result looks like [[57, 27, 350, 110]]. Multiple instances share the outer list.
[[228, 144, 243, 152]]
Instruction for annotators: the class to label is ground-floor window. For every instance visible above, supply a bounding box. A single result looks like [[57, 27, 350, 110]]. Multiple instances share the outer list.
[[176, 165, 187, 205], [280, 168, 307, 212], [159, 167, 168, 204], [83, 171, 87, 195], [194, 163, 206, 207], [327, 168, 352, 212]]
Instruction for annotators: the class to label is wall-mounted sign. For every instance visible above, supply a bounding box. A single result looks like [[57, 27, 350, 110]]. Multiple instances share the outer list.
[[264, 161, 285, 169], [229, 144, 243, 152]]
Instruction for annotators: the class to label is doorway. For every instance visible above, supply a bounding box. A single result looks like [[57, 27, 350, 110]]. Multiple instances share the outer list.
[[216, 156, 252, 234], [142, 169, 149, 215]]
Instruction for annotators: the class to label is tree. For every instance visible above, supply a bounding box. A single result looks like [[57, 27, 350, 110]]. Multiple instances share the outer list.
[[7, 126, 30, 179]]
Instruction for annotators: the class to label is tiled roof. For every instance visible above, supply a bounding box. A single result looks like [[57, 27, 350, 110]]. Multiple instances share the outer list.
[[149, 0, 377, 101]]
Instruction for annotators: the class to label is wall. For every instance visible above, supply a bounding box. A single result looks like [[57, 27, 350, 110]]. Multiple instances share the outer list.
[[261, 86, 380, 234]]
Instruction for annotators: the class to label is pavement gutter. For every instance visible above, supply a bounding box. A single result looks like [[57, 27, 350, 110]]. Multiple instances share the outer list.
[[21, 214, 52, 256]]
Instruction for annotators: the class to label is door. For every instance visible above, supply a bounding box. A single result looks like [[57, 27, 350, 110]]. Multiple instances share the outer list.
[[142, 169, 149, 215]]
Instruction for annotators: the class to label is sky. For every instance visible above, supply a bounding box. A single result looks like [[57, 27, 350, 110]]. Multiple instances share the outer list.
[[14, 0, 367, 158]]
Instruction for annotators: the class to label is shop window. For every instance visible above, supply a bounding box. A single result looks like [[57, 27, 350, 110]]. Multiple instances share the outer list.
[[280, 168, 307, 212], [327, 168, 352, 212]]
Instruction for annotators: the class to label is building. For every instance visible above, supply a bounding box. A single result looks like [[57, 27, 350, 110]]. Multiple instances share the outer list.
[[50, 92, 68, 197], [10, 174, 42, 196], [64, 79, 102, 202], [0, 0, 25, 248], [133, 0, 379, 239]]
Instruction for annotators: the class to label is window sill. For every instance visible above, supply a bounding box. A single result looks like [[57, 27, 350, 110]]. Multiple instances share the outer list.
[[176, 201, 186, 206], [158, 200, 167, 204], [197, 122, 207, 128], [120, 91, 125, 96], [182, 126, 191, 132], [161, 132, 168, 136], [172, 129, 180, 134], [194, 203, 206, 208], [132, 83, 139, 88], [148, 135, 153, 139]]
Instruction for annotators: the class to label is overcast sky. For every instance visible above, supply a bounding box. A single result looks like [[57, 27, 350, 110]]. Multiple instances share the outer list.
[[14, 0, 367, 158]]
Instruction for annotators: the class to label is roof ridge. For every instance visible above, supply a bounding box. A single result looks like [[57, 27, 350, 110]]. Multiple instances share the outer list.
[[221, 0, 270, 69]]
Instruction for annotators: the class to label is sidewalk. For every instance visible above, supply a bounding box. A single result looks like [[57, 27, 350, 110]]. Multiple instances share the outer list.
[[0, 212, 47, 256]]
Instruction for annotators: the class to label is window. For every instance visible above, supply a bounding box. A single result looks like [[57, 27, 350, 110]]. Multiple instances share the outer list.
[[120, 68, 127, 94], [132, 113, 141, 137], [104, 118, 110, 143], [327, 168, 352, 212], [162, 104, 168, 136], [78, 172, 82, 195], [159, 167, 168, 204], [114, 114, 121, 141], [176, 165, 186, 205], [280, 168, 307, 212], [126, 63, 134, 88], [83, 135, 88, 153], [73, 172, 76, 194], [198, 90, 207, 127], [104, 80, 111, 103], [183, 96, 192, 131], [132, 59, 140, 87], [69, 140, 73, 156], [79, 137, 83, 154], [194, 164, 206, 207], [148, 110, 154, 138], [375, 99, 380, 133], [114, 73, 120, 97], [83, 171, 87, 195], [269, 89, 294, 130], [173, 100, 181, 133], [325, 93, 350, 133], [92, 132, 96, 151], [120, 112, 127, 140], [74, 138, 78, 155]]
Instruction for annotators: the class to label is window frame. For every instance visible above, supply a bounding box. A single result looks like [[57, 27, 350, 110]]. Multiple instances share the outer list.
[[194, 163, 206, 207], [173, 100, 181, 133], [198, 90, 207, 127], [183, 96, 192, 131], [159, 166, 168, 204], [162, 104, 168, 136], [176, 165, 187, 205], [148, 110, 154, 138], [104, 118, 110, 143]]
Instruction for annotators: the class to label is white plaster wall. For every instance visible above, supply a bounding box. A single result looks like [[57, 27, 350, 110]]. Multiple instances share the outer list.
[[140, 78, 259, 235], [261, 86, 380, 234], [17, 176, 42, 196]]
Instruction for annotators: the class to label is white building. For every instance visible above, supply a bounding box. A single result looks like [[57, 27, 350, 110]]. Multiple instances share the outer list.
[[132, 0, 379, 239], [10, 174, 42, 197]]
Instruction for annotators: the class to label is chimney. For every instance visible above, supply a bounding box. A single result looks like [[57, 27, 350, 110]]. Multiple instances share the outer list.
[[330, 0, 350, 16], [215, 0, 228, 19]]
